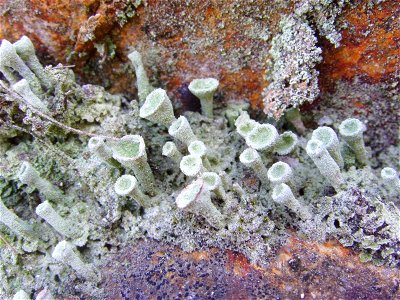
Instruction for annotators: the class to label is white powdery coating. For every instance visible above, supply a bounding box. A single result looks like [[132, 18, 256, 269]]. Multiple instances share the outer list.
[[168, 116, 198, 146], [267, 161, 293, 185], [128, 50, 154, 103], [176, 179, 224, 229], [246, 124, 279, 151], [188, 78, 219, 118], [139, 88, 176, 127], [52, 240, 98, 281], [36, 201, 80, 239], [180, 155, 204, 177], [306, 139, 343, 189]]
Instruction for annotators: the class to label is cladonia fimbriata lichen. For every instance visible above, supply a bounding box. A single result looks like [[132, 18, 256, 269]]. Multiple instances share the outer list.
[[0, 35, 398, 299], [17, 162, 63, 201], [339, 118, 368, 166], [306, 139, 343, 190], [128, 50, 154, 104], [188, 78, 219, 118]]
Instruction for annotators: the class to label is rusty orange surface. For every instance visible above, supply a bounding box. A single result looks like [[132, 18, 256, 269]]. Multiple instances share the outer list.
[[102, 237, 400, 299], [319, 0, 400, 90]]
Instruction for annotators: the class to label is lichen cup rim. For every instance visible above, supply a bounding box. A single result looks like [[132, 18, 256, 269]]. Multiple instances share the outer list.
[[381, 167, 397, 179], [202, 172, 219, 189], [180, 155, 203, 176], [339, 118, 365, 137], [188, 78, 219, 97], [246, 124, 278, 150], [162, 141, 176, 156], [188, 141, 206, 156], [275, 131, 297, 155], [139, 88, 169, 119], [267, 161, 292, 181], [114, 175, 137, 196], [176, 179, 203, 209], [112, 135, 145, 161], [239, 148, 259, 164], [169, 116, 187, 134], [306, 139, 325, 157]]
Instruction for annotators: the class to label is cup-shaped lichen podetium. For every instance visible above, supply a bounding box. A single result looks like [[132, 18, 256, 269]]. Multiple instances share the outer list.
[[306, 139, 343, 190], [162, 141, 182, 165], [236, 119, 259, 139], [168, 116, 198, 146], [176, 179, 224, 229], [312, 126, 343, 169], [239, 148, 269, 186], [274, 131, 298, 156], [267, 161, 293, 186], [112, 135, 155, 195], [180, 154, 204, 177], [128, 50, 154, 104], [88, 136, 120, 168], [188, 140, 211, 170], [188, 78, 219, 118], [0, 199, 36, 240], [14, 35, 54, 90], [202, 172, 227, 200], [246, 124, 279, 151], [36, 201, 81, 239], [12, 79, 49, 112], [139, 88, 177, 127], [17, 161, 63, 201], [114, 174, 152, 208], [338, 118, 368, 166], [52, 240, 99, 281], [0, 39, 42, 95], [272, 183, 311, 220]]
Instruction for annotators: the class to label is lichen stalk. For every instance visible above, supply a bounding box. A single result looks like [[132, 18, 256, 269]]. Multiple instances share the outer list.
[[239, 148, 269, 186], [128, 50, 154, 104], [36, 201, 81, 239], [176, 179, 224, 229], [306, 139, 343, 190], [52, 240, 99, 281]]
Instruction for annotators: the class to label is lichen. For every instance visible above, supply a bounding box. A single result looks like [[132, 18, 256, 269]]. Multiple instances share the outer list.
[[0, 30, 398, 299], [263, 0, 350, 118]]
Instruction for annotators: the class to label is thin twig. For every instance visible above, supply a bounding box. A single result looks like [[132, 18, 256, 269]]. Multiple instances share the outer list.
[[0, 233, 18, 255], [0, 81, 119, 141]]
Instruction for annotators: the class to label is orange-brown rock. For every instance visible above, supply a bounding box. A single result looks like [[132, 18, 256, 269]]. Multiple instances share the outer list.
[[102, 237, 400, 299], [1, 1, 398, 109]]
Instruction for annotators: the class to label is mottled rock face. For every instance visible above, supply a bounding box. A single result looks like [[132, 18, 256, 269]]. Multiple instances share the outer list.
[[102, 238, 400, 299], [0, 0, 397, 110], [0, 0, 399, 298]]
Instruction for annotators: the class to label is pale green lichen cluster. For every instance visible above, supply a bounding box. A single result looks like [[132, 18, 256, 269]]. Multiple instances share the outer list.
[[0, 36, 398, 299], [263, 1, 350, 118]]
